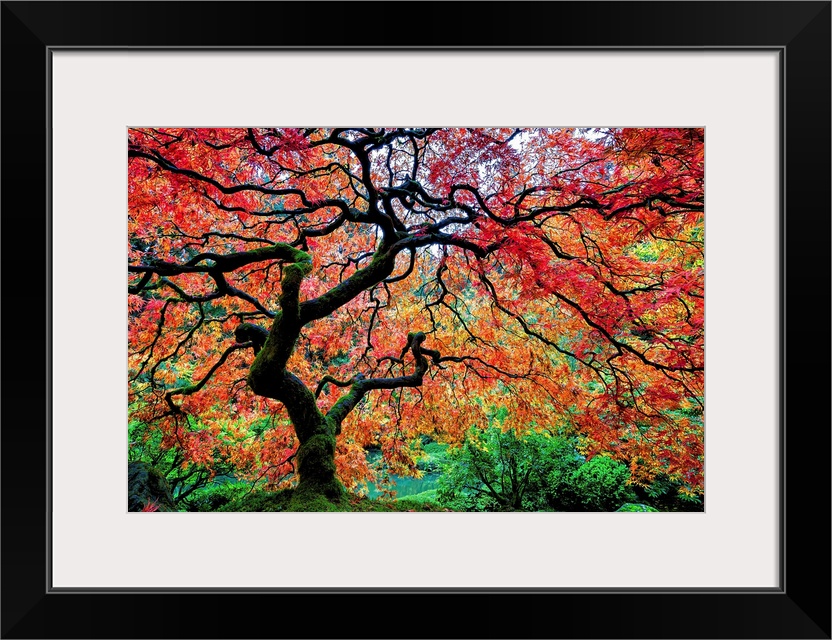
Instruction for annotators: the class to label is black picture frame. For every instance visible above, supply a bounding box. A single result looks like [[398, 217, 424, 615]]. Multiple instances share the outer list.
[[2, 2, 829, 638]]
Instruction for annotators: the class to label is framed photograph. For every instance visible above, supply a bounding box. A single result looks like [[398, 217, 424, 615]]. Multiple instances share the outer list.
[[2, 1, 829, 638]]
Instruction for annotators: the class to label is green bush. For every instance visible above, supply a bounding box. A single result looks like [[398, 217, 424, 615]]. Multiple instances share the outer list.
[[567, 455, 636, 511], [437, 427, 584, 512], [617, 503, 659, 512], [436, 426, 638, 512], [186, 482, 251, 512], [634, 474, 703, 511], [216, 489, 294, 512]]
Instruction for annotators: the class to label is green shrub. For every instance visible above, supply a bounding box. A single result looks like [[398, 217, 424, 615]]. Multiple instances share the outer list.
[[217, 489, 294, 512], [635, 474, 703, 511], [567, 455, 636, 511], [186, 482, 251, 512], [616, 503, 659, 512], [435, 426, 641, 512], [437, 427, 583, 512]]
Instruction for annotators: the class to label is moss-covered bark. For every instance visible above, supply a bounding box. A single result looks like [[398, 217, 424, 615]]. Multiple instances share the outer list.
[[245, 248, 349, 510], [289, 422, 346, 511]]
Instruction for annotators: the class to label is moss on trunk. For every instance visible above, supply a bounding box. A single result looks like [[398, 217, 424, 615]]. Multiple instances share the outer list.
[[289, 428, 346, 511]]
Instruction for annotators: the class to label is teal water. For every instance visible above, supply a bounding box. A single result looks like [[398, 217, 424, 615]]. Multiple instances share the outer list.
[[366, 472, 440, 499]]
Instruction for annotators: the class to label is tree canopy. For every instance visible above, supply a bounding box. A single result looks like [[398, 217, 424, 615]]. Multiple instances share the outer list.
[[128, 127, 704, 509]]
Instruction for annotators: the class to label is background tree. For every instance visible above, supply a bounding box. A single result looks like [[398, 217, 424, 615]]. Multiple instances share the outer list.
[[128, 127, 704, 510]]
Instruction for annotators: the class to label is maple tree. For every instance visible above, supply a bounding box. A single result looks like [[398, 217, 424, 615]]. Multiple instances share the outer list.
[[128, 127, 704, 510]]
